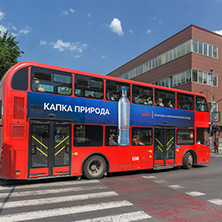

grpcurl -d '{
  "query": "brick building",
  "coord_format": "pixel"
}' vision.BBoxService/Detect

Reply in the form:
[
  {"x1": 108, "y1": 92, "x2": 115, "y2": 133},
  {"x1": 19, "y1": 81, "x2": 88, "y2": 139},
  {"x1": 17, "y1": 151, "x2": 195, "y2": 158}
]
[{"x1": 108, "y1": 24, "x2": 222, "y2": 147}]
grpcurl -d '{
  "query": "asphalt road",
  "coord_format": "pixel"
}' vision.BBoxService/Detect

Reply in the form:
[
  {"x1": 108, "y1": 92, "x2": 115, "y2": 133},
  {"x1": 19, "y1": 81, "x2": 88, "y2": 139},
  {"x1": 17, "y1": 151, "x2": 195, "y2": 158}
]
[{"x1": 0, "y1": 153, "x2": 222, "y2": 221}]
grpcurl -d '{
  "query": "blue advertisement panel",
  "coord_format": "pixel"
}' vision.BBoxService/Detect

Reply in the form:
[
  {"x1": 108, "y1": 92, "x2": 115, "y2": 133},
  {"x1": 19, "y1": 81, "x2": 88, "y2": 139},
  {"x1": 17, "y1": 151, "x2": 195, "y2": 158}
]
[{"x1": 27, "y1": 92, "x2": 194, "y2": 128}]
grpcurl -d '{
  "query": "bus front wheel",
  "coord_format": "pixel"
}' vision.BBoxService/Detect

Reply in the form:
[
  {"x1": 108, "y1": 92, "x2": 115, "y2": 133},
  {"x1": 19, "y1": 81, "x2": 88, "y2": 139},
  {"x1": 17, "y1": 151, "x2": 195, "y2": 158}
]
[
  {"x1": 83, "y1": 155, "x2": 106, "y2": 179},
  {"x1": 183, "y1": 152, "x2": 193, "y2": 169}
]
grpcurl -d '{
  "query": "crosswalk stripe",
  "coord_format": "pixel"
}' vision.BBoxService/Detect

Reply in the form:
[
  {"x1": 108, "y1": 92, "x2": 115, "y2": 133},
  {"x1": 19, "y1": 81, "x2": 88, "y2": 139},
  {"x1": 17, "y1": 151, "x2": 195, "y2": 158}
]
[
  {"x1": 0, "y1": 191, "x2": 118, "y2": 209},
  {"x1": 0, "y1": 179, "x2": 99, "y2": 191},
  {"x1": 0, "y1": 200, "x2": 133, "y2": 222},
  {"x1": 0, "y1": 185, "x2": 107, "y2": 198},
  {"x1": 74, "y1": 211, "x2": 152, "y2": 222}
]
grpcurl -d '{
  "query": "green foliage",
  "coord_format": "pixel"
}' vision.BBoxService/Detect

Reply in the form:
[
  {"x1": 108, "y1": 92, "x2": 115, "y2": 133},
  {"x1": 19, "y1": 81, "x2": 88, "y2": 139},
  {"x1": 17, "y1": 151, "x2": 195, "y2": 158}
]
[{"x1": 0, "y1": 31, "x2": 24, "y2": 80}]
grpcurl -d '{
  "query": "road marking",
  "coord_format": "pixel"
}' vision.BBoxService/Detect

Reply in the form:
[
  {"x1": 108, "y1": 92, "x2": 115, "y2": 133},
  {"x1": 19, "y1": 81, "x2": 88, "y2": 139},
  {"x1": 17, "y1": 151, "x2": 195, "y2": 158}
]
[
  {"x1": 0, "y1": 191, "x2": 118, "y2": 209},
  {"x1": 168, "y1": 185, "x2": 184, "y2": 189},
  {"x1": 0, "y1": 179, "x2": 100, "y2": 191},
  {"x1": 212, "y1": 155, "x2": 222, "y2": 158},
  {"x1": 143, "y1": 176, "x2": 157, "y2": 179},
  {"x1": 0, "y1": 200, "x2": 133, "y2": 222},
  {"x1": 0, "y1": 185, "x2": 107, "y2": 198},
  {"x1": 74, "y1": 211, "x2": 152, "y2": 222},
  {"x1": 208, "y1": 199, "x2": 222, "y2": 205},
  {"x1": 185, "y1": 191, "x2": 206, "y2": 197},
  {"x1": 153, "y1": 180, "x2": 168, "y2": 184}
]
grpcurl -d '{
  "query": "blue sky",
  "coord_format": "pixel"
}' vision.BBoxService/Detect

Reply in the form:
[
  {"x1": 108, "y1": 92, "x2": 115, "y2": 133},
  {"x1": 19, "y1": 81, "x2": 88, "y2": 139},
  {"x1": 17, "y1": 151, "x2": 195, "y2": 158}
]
[{"x1": 1, "y1": 0, "x2": 222, "y2": 75}]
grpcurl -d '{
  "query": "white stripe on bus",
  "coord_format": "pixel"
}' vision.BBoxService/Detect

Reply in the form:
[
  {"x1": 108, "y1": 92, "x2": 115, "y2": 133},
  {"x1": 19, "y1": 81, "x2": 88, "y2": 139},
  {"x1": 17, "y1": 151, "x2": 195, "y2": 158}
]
[
  {"x1": 0, "y1": 200, "x2": 133, "y2": 222},
  {"x1": 1, "y1": 191, "x2": 118, "y2": 209},
  {"x1": 75, "y1": 211, "x2": 152, "y2": 222}
]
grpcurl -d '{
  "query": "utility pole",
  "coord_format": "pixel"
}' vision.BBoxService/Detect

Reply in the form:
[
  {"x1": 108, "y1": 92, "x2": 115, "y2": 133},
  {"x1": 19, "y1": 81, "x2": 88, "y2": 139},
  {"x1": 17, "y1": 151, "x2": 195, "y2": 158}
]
[{"x1": 209, "y1": 68, "x2": 213, "y2": 151}]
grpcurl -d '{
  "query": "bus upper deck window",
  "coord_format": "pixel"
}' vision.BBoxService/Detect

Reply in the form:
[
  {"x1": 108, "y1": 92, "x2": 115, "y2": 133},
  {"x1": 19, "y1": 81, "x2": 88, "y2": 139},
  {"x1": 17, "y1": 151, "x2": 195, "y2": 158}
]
[
  {"x1": 75, "y1": 75, "x2": 104, "y2": 99},
  {"x1": 132, "y1": 85, "x2": 153, "y2": 105},
  {"x1": 196, "y1": 96, "x2": 209, "y2": 112},
  {"x1": 155, "y1": 89, "x2": 175, "y2": 108},
  {"x1": 177, "y1": 93, "x2": 194, "y2": 110},
  {"x1": 106, "y1": 80, "x2": 130, "y2": 101},
  {"x1": 31, "y1": 68, "x2": 72, "y2": 95},
  {"x1": 32, "y1": 72, "x2": 51, "y2": 92}
]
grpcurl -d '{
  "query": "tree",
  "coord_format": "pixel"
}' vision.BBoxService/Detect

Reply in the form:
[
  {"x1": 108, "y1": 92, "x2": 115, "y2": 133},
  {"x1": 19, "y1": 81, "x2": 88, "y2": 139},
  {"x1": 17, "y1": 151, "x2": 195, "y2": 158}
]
[{"x1": 0, "y1": 31, "x2": 24, "y2": 80}]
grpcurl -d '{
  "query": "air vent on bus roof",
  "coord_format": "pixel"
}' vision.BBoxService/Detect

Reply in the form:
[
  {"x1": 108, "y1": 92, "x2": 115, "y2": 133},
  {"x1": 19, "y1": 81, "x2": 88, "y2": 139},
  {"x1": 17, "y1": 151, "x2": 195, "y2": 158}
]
[{"x1": 13, "y1": 97, "x2": 24, "y2": 120}]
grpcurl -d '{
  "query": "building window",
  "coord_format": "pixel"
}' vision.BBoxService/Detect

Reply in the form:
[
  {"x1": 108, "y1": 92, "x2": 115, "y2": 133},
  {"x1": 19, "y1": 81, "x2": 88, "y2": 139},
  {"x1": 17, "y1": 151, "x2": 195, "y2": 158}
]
[
  {"x1": 119, "y1": 39, "x2": 218, "y2": 81},
  {"x1": 192, "y1": 70, "x2": 198, "y2": 82}
]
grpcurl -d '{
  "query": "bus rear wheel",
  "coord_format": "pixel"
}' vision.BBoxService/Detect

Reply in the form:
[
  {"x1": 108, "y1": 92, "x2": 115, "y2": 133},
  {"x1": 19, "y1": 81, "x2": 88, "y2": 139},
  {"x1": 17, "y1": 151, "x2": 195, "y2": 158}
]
[
  {"x1": 183, "y1": 152, "x2": 193, "y2": 169},
  {"x1": 83, "y1": 155, "x2": 106, "y2": 179}
]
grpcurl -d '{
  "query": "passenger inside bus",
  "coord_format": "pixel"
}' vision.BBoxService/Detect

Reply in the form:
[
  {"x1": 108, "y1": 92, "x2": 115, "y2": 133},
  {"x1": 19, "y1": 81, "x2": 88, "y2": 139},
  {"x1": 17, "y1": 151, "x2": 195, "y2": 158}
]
[
  {"x1": 109, "y1": 133, "x2": 117, "y2": 146},
  {"x1": 156, "y1": 98, "x2": 164, "y2": 107},
  {"x1": 32, "y1": 78, "x2": 45, "y2": 92},
  {"x1": 133, "y1": 136, "x2": 145, "y2": 145},
  {"x1": 167, "y1": 100, "x2": 173, "y2": 108},
  {"x1": 144, "y1": 96, "x2": 153, "y2": 105},
  {"x1": 107, "y1": 92, "x2": 116, "y2": 101},
  {"x1": 135, "y1": 95, "x2": 144, "y2": 104}
]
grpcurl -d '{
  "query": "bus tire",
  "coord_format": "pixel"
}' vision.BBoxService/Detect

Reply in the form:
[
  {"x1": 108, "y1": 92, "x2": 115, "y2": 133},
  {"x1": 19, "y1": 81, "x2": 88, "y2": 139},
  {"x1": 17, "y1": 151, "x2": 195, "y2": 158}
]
[
  {"x1": 183, "y1": 152, "x2": 193, "y2": 169},
  {"x1": 83, "y1": 155, "x2": 106, "y2": 179}
]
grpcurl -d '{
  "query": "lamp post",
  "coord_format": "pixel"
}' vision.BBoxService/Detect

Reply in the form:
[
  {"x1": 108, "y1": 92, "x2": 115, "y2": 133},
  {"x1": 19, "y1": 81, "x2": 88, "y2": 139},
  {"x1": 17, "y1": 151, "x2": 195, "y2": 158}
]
[{"x1": 209, "y1": 68, "x2": 213, "y2": 151}]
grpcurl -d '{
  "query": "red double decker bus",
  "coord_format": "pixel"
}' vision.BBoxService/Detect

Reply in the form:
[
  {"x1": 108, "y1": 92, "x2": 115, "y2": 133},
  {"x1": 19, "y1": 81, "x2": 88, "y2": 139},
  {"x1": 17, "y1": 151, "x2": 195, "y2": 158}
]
[{"x1": 0, "y1": 62, "x2": 210, "y2": 180}]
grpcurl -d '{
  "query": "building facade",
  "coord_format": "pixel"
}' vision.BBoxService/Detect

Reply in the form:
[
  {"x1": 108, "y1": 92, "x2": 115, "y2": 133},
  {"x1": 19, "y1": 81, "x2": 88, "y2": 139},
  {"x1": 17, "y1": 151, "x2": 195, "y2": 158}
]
[{"x1": 108, "y1": 25, "x2": 222, "y2": 148}]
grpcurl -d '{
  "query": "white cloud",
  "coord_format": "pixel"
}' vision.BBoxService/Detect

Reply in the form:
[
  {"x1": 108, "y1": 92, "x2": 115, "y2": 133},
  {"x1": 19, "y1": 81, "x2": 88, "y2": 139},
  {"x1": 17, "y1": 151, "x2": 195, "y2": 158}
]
[
  {"x1": 50, "y1": 39, "x2": 87, "y2": 53},
  {"x1": 74, "y1": 55, "x2": 82, "y2": 58},
  {"x1": 60, "y1": 8, "x2": 76, "y2": 16},
  {"x1": 0, "y1": 25, "x2": 7, "y2": 33},
  {"x1": 12, "y1": 26, "x2": 17, "y2": 31},
  {"x1": 19, "y1": 25, "x2": 31, "y2": 35},
  {"x1": 70, "y1": 8, "x2": 76, "y2": 14},
  {"x1": 61, "y1": 10, "x2": 69, "y2": 16},
  {"x1": 40, "y1": 40, "x2": 47, "y2": 46},
  {"x1": 0, "y1": 10, "x2": 5, "y2": 21},
  {"x1": 109, "y1": 18, "x2": 123, "y2": 36},
  {"x1": 214, "y1": 30, "x2": 222, "y2": 35},
  {"x1": 146, "y1": 29, "x2": 151, "y2": 35},
  {"x1": 101, "y1": 56, "x2": 108, "y2": 59},
  {"x1": 129, "y1": 29, "x2": 133, "y2": 34}
]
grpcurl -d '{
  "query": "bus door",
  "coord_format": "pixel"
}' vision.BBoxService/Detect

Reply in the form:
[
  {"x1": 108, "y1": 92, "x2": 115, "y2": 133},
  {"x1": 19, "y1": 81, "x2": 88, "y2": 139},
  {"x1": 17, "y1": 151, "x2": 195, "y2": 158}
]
[
  {"x1": 154, "y1": 126, "x2": 175, "y2": 168},
  {"x1": 29, "y1": 120, "x2": 71, "y2": 179}
]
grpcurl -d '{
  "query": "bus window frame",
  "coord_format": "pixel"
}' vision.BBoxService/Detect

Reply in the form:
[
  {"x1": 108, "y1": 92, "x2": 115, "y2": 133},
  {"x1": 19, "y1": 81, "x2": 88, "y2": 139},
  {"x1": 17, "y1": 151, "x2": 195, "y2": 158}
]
[
  {"x1": 106, "y1": 80, "x2": 130, "y2": 102},
  {"x1": 177, "y1": 93, "x2": 194, "y2": 110},
  {"x1": 31, "y1": 67, "x2": 72, "y2": 96},
  {"x1": 132, "y1": 85, "x2": 153, "y2": 106},
  {"x1": 155, "y1": 89, "x2": 175, "y2": 108},
  {"x1": 131, "y1": 126, "x2": 153, "y2": 146},
  {"x1": 196, "y1": 96, "x2": 209, "y2": 112},
  {"x1": 73, "y1": 124, "x2": 103, "y2": 147},
  {"x1": 74, "y1": 74, "x2": 104, "y2": 100},
  {"x1": 176, "y1": 128, "x2": 195, "y2": 145}
]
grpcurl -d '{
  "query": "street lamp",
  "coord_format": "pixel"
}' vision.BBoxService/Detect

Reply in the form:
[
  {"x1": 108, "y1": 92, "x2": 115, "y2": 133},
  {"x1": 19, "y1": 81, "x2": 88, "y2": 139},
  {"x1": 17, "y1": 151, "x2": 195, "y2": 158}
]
[{"x1": 209, "y1": 68, "x2": 213, "y2": 151}]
